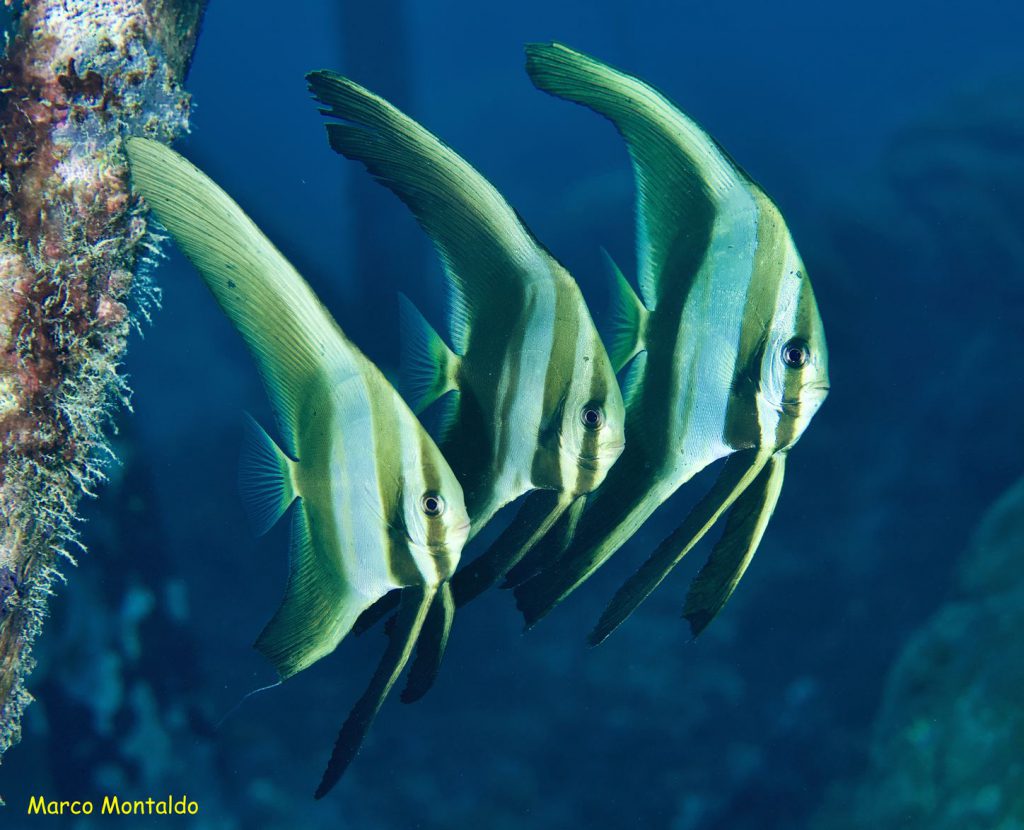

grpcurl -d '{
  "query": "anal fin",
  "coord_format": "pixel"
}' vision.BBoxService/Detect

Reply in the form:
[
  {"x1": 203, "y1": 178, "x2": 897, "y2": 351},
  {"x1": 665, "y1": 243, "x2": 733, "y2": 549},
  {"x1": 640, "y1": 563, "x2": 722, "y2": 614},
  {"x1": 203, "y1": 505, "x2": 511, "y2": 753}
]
[{"x1": 255, "y1": 503, "x2": 368, "y2": 679}]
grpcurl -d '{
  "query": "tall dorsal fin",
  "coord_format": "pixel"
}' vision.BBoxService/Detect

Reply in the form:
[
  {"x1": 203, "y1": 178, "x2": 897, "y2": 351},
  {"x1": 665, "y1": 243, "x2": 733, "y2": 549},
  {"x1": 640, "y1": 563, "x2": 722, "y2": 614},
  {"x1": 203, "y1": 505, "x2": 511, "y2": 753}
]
[
  {"x1": 308, "y1": 70, "x2": 560, "y2": 354},
  {"x1": 525, "y1": 43, "x2": 751, "y2": 310},
  {"x1": 126, "y1": 138, "x2": 361, "y2": 458}
]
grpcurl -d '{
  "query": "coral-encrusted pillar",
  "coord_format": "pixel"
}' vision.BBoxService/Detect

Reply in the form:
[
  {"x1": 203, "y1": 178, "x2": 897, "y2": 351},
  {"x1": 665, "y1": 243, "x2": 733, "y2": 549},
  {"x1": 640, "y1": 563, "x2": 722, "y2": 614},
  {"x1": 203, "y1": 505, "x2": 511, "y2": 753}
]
[{"x1": 0, "y1": 0, "x2": 205, "y2": 762}]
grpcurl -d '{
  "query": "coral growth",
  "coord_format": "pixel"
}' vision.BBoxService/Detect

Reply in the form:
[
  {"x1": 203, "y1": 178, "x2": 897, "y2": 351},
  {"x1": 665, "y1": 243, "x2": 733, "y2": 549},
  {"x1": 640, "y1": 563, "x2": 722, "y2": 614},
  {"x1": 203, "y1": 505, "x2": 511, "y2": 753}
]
[{"x1": 0, "y1": 0, "x2": 204, "y2": 762}]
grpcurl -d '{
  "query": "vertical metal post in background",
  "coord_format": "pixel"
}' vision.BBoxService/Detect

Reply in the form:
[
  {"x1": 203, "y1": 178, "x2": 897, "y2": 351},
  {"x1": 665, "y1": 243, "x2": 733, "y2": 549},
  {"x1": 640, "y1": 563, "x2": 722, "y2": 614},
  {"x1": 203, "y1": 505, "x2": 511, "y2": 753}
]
[{"x1": 338, "y1": 0, "x2": 417, "y2": 365}]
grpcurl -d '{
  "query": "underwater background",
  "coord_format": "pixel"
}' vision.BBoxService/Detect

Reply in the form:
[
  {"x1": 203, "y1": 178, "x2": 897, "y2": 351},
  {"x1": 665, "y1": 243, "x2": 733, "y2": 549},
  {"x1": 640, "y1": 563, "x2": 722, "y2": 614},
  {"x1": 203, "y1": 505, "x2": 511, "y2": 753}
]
[{"x1": 2, "y1": 0, "x2": 1024, "y2": 827}]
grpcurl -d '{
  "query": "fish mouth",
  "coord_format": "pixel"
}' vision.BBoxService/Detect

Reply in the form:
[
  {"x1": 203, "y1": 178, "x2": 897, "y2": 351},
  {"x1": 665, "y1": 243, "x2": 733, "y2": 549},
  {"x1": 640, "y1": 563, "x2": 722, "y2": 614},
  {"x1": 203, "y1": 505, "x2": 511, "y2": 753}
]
[
  {"x1": 447, "y1": 521, "x2": 472, "y2": 547},
  {"x1": 577, "y1": 444, "x2": 625, "y2": 470},
  {"x1": 779, "y1": 388, "x2": 828, "y2": 414}
]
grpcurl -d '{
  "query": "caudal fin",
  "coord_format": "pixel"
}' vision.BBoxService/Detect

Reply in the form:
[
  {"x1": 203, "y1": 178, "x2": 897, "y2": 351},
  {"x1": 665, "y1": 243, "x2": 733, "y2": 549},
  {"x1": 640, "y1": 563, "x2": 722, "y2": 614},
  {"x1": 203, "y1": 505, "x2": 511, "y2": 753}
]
[{"x1": 239, "y1": 414, "x2": 296, "y2": 536}]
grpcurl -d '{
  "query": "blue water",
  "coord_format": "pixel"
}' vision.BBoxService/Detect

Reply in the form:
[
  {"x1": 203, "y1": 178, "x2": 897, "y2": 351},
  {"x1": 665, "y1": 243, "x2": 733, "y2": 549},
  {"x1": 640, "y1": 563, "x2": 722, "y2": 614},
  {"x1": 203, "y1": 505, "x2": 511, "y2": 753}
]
[{"x1": 3, "y1": 1, "x2": 1023, "y2": 827}]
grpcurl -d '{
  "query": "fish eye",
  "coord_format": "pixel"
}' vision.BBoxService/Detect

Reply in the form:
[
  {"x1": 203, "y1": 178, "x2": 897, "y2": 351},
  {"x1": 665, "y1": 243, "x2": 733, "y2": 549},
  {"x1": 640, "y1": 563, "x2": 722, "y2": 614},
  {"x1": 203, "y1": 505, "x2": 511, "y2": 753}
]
[
  {"x1": 580, "y1": 405, "x2": 604, "y2": 430},
  {"x1": 782, "y1": 339, "x2": 810, "y2": 369},
  {"x1": 420, "y1": 493, "x2": 445, "y2": 518}
]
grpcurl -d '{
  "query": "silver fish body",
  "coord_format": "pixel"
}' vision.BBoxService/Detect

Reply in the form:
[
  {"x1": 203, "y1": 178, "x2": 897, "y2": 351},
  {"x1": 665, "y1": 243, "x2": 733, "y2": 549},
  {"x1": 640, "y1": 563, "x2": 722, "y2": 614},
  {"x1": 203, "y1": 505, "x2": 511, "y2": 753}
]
[
  {"x1": 510, "y1": 44, "x2": 830, "y2": 642},
  {"x1": 307, "y1": 72, "x2": 626, "y2": 654},
  {"x1": 125, "y1": 138, "x2": 469, "y2": 796}
]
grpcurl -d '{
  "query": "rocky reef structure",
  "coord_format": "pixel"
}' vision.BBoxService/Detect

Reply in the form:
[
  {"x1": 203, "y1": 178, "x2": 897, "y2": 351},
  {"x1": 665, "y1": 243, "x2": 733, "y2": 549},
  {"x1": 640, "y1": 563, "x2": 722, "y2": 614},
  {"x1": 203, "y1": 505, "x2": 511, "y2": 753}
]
[
  {"x1": 812, "y1": 475, "x2": 1024, "y2": 830},
  {"x1": 0, "y1": 0, "x2": 204, "y2": 762}
]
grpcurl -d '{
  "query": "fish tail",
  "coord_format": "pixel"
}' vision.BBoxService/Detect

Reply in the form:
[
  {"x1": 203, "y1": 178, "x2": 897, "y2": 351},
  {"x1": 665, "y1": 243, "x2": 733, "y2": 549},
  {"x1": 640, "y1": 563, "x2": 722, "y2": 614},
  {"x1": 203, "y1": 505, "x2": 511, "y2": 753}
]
[
  {"x1": 238, "y1": 413, "x2": 297, "y2": 536},
  {"x1": 602, "y1": 248, "x2": 648, "y2": 372},
  {"x1": 254, "y1": 504, "x2": 370, "y2": 680},
  {"x1": 397, "y1": 293, "x2": 461, "y2": 413},
  {"x1": 315, "y1": 585, "x2": 434, "y2": 798},
  {"x1": 400, "y1": 582, "x2": 456, "y2": 703}
]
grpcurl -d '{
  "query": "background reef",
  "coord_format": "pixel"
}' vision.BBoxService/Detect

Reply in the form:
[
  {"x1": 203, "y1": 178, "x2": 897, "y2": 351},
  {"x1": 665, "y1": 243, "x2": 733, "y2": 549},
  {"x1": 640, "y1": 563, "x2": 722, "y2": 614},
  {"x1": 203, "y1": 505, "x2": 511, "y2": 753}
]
[{"x1": 1, "y1": 1, "x2": 1022, "y2": 828}]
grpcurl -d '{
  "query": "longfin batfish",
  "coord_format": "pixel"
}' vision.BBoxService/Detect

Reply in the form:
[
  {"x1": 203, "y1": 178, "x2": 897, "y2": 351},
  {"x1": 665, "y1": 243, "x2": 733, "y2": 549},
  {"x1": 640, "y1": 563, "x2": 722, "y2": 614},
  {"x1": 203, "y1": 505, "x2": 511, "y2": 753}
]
[
  {"x1": 511, "y1": 44, "x2": 830, "y2": 643},
  {"x1": 306, "y1": 72, "x2": 625, "y2": 695},
  {"x1": 125, "y1": 138, "x2": 470, "y2": 798}
]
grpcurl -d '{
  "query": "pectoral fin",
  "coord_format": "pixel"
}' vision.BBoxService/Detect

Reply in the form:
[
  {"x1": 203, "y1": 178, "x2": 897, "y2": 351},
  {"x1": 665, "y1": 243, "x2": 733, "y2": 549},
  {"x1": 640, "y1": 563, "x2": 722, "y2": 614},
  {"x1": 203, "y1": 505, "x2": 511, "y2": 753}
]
[
  {"x1": 588, "y1": 448, "x2": 770, "y2": 645},
  {"x1": 400, "y1": 582, "x2": 456, "y2": 703},
  {"x1": 683, "y1": 453, "x2": 786, "y2": 637},
  {"x1": 315, "y1": 585, "x2": 434, "y2": 799},
  {"x1": 453, "y1": 490, "x2": 569, "y2": 607}
]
